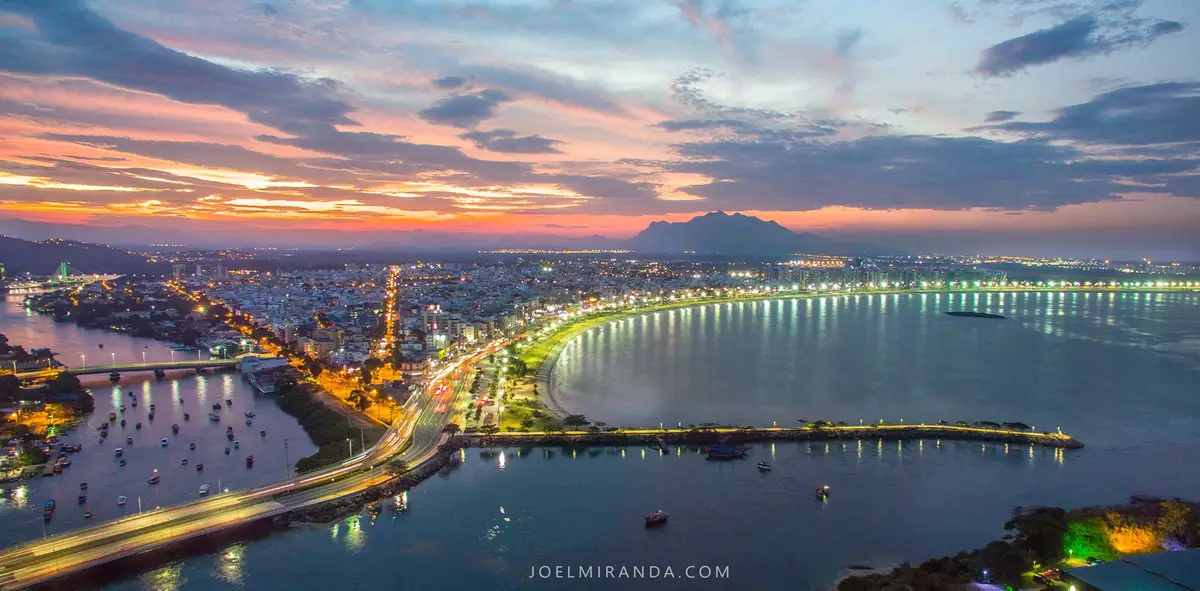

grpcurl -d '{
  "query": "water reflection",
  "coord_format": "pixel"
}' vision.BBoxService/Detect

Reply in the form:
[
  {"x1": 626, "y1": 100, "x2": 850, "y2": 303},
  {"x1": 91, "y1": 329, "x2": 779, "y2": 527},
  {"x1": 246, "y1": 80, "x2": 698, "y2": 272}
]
[
  {"x1": 212, "y1": 544, "x2": 244, "y2": 586},
  {"x1": 138, "y1": 562, "x2": 184, "y2": 591}
]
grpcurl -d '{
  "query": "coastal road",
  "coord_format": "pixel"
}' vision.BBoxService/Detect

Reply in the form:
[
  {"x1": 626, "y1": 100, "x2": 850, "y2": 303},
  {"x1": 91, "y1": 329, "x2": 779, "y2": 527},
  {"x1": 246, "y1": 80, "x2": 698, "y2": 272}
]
[{"x1": 0, "y1": 343, "x2": 498, "y2": 590}]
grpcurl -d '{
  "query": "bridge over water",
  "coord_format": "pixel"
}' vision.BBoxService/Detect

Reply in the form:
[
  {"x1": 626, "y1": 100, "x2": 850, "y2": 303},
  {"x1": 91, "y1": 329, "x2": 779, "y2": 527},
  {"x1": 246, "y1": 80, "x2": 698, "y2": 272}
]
[
  {"x1": 2, "y1": 262, "x2": 120, "y2": 293},
  {"x1": 15, "y1": 359, "x2": 240, "y2": 381}
]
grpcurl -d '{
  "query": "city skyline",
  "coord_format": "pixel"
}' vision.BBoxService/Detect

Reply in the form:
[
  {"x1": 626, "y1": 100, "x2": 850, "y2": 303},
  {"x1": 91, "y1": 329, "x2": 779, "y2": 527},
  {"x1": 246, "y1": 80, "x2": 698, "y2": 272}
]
[{"x1": 1, "y1": 0, "x2": 1199, "y2": 259}]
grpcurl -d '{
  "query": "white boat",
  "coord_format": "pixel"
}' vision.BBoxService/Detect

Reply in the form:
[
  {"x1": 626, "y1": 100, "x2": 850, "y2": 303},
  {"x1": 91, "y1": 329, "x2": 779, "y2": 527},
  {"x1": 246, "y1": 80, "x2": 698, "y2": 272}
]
[
  {"x1": 117, "y1": 495, "x2": 127, "y2": 506},
  {"x1": 244, "y1": 411, "x2": 256, "y2": 418},
  {"x1": 160, "y1": 438, "x2": 169, "y2": 447},
  {"x1": 198, "y1": 484, "x2": 210, "y2": 496},
  {"x1": 114, "y1": 447, "x2": 123, "y2": 456},
  {"x1": 757, "y1": 461, "x2": 772, "y2": 471}
]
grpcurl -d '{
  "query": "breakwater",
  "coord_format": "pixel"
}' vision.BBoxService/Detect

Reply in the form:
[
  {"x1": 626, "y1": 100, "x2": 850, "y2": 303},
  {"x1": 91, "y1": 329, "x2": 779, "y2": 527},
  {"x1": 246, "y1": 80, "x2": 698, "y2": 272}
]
[{"x1": 468, "y1": 424, "x2": 1084, "y2": 449}]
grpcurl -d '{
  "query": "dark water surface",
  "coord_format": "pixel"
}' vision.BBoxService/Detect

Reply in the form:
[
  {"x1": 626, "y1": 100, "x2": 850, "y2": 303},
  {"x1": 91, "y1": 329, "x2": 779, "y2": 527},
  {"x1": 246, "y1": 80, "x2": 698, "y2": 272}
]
[{"x1": 0, "y1": 296, "x2": 317, "y2": 546}]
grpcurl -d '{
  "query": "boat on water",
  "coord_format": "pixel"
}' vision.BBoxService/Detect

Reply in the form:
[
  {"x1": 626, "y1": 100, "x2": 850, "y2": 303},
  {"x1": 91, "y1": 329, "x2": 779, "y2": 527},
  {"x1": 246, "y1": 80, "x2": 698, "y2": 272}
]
[
  {"x1": 126, "y1": 436, "x2": 134, "y2": 444},
  {"x1": 150, "y1": 404, "x2": 155, "y2": 411},
  {"x1": 60, "y1": 458, "x2": 71, "y2": 468},
  {"x1": 245, "y1": 419, "x2": 252, "y2": 426},
  {"x1": 227, "y1": 432, "x2": 234, "y2": 441},
  {"x1": 117, "y1": 495, "x2": 127, "y2": 506},
  {"x1": 181, "y1": 458, "x2": 188, "y2": 466},
  {"x1": 147, "y1": 412, "x2": 155, "y2": 420},
  {"x1": 170, "y1": 344, "x2": 192, "y2": 351},
  {"x1": 171, "y1": 424, "x2": 179, "y2": 433},
  {"x1": 816, "y1": 485, "x2": 831, "y2": 500},
  {"x1": 644, "y1": 510, "x2": 668, "y2": 526},
  {"x1": 109, "y1": 372, "x2": 121, "y2": 383},
  {"x1": 211, "y1": 403, "x2": 221, "y2": 411},
  {"x1": 208, "y1": 413, "x2": 220, "y2": 421},
  {"x1": 160, "y1": 438, "x2": 169, "y2": 447},
  {"x1": 98, "y1": 344, "x2": 103, "y2": 349},
  {"x1": 245, "y1": 455, "x2": 253, "y2": 468},
  {"x1": 224, "y1": 447, "x2": 230, "y2": 455},
  {"x1": 260, "y1": 430, "x2": 266, "y2": 437},
  {"x1": 757, "y1": 461, "x2": 772, "y2": 471},
  {"x1": 183, "y1": 413, "x2": 190, "y2": 421},
  {"x1": 44, "y1": 499, "x2": 56, "y2": 512},
  {"x1": 233, "y1": 440, "x2": 240, "y2": 448},
  {"x1": 114, "y1": 447, "x2": 123, "y2": 456},
  {"x1": 84, "y1": 509, "x2": 93, "y2": 518},
  {"x1": 53, "y1": 463, "x2": 62, "y2": 474},
  {"x1": 189, "y1": 442, "x2": 196, "y2": 450},
  {"x1": 77, "y1": 493, "x2": 86, "y2": 504},
  {"x1": 945, "y1": 310, "x2": 1006, "y2": 320},
  {"x1": 148, "y1": 470, "x2": 160, "y2": 485},
  {"x1": 154, "y1": 368, "x2": 166, "y2": 379},
  {"x1": 196, "y1": 463, "x2": 204, "y2": 471},
  {"x1": 119, "y1": 405, "x2": 125, "y2": 413},
  {"x1": 199, "y1": 484, "x2": 210, "y2": 496},
  {"x1": 108, "y1": 413, "x2": 117, "y2": 421},
  {"x1": 120, "y1": 419, "x2": 126, "y2": 427},
  {"x1": 244, "y1": 411, "x2": 256, "y2": 418},
  {"x1": 225, "y1": 399, "x2": 232, "y2": 407},
  {"x1": 130, "y1": 399, "x2": 136, "y2": 407},
  {"x1": 705, "y1": 444, "x2": 748, "y2": 460},
  {"x1": 43, "y1": 509, "x2": 52, "y2": 522},
  {"x1": 135, "y1": 422, "x2": 142, "y2": 430},
  {"x1": 119, "y1": 459, "x2": 126, "y2": 467},
  {"x1": 80, "y1": 482, "x2": 88, "y2": 490}
]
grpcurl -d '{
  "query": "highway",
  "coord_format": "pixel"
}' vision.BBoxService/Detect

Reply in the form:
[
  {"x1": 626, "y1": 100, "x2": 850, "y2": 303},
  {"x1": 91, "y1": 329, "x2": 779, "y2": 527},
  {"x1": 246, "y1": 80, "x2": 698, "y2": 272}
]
[{"x1": 0, "y1": 342, "x2": 492, "y2": 590}]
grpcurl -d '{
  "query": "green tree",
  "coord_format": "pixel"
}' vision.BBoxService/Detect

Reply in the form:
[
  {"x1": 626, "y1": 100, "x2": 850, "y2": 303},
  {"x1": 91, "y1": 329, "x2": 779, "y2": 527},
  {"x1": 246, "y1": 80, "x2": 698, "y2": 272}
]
[
  {"x1": 0, "y1": 374, "x2": 20, "y2": 399},
  {"x1": 563, "y1": 414, "x2": 589, "y2": 427},
  {"x1": 1006, "y1": 508, "x2": 1068, "y2": 565},
  {"x1": 348, "y1": 389, "x2": 371, "y2": 411}
]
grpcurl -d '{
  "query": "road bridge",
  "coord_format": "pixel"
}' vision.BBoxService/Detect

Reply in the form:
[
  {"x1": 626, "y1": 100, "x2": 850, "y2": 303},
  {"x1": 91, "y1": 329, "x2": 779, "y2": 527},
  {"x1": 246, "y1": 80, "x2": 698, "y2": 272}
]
[{"x1": 14, "y1": 359, "x2": 240, "y2": 381}]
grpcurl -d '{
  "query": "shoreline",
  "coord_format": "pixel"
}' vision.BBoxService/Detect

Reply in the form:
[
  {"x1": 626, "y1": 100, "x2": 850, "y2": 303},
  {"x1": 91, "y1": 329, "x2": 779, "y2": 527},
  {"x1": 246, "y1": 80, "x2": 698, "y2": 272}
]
[{"x1": 531, "y1": 286, "x2": 1193, "y2": 424}]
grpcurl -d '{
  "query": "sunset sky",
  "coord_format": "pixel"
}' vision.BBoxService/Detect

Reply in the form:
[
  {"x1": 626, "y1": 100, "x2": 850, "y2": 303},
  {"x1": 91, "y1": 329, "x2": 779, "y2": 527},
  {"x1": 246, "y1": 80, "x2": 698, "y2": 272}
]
[{"x1": 1, "y1": 0, "x2": 1198, "y2": 257}]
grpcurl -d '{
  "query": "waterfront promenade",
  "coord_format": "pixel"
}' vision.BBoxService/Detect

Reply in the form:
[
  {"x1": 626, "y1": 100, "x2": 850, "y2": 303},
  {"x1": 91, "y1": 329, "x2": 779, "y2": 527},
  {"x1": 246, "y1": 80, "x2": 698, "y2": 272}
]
[{"x1": 471, "y1": 423, "x2": 1084, "y2": 449}]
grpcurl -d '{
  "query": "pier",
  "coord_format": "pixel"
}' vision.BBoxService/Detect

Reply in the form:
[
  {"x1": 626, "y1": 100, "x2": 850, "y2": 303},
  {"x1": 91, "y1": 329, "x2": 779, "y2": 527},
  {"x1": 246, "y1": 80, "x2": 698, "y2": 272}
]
[{"x1": 469, "y1": 423, "x2": 1084, "y2": 449}]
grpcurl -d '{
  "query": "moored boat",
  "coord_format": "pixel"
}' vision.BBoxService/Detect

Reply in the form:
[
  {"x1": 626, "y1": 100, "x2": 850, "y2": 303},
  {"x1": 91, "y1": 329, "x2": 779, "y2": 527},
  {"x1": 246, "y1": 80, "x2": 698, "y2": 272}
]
[
  {"x1": 644, "y1": 510, "x2": 668, "y2": 526},
  {"x1": 117, "y1": 495, "x2": 127, "y2": 506},
  {"x1": 148, "y1": 469, "x2": 160, "y2": 485},
  {"x1": 171, "y1": 424, "x2": 179, "y2": 433},
  {"x1": 208, "y1": 413, "x2": 220, "y2": 421},
  {"x1": 84, "y1": 508, "x2": 93, "y2": 518},
  {"x1": 245, "y1": 455, "x2": 253, "y2": 468},
  {"x1": 181, "y1": 458, "x2": 188, "y2": 466},
  {"x1": 705, "y1": 444, "x2": 748, "y2": 460},
  {"x1": 196, "y1": 463, "x2": 204, "y2": 471},
  {"x1": 199, "y1": 484, "x2": 210, "y2": 496},
  {"x1": 109, "y1": 371, "x2": 121, "y2": 383},
  {"x1": 114, "y1": 447, "x2": 123, "y2": 456},
  {"x1": 816, "y1": 485, "x2": 830, "y2": 500},
  {"x1": 757, "y1": 461, "x2": 772, "y2": 471},
  {"x1": 160, "y1": 438, "x2": 168, "y2": 447}
]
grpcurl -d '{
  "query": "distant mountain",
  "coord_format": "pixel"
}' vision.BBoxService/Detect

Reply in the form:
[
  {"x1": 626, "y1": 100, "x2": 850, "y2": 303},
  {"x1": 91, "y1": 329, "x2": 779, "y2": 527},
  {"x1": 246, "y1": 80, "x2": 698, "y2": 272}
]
[
  {"x1": 625, "y1": 211, "x2": 899, "y2": 256},
  {"x1": 0, "y1": 236, "x2": 157, "y2": 276}
]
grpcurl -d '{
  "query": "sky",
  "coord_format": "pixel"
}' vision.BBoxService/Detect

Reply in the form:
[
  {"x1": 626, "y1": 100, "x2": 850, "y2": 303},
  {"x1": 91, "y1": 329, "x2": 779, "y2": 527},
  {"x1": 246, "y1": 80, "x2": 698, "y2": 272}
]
[{"x1": 0, "y1": 0, "x2": 1198, "y2": 258}]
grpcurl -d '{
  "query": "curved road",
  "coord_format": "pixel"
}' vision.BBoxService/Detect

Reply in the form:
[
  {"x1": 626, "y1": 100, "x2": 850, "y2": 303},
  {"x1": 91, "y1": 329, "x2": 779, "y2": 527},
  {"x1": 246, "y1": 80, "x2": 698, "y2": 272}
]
[{"x1": 0, "y1": 343, "x2": 492, "y2": 590}]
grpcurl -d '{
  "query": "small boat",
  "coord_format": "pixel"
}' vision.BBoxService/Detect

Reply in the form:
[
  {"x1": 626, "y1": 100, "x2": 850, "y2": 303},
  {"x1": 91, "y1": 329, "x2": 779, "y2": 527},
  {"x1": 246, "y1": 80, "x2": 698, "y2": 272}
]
[
  {"x1": 757, "y1": 461, "x2": 772, "y2": 472},
  {"x1": 245, "y1": 419, "x2": 252, "y2": 426},
  {"x1": 644, "y1": 510, "x2": 668, "y2": 526},
  {"x1": 816, "y1": 485, "x2": 830, "y2": 500},
  {"x1": 126, "y1": 436, "x2": 133, "y2": 444},
  {"x1": 233, "y1": 440, "x2": 240, "y2": 449},
  {"x1": 211, "y1": 403, "x2": 221, "y2": 411},
  {"x1": 227, "y1": 432, "x2": 234, "y2": 440},
  {"x1": 60, "y1": 458, "x2": 71, "y2": 468},
  {"x1": 109, "y1": 372, "x2": 121, "y2": 383},
  {"x1": 196, "y1": 463, "x2": 204, "y2": 472},
  {"x1": 179, "y1": 398, "x2": 184, "y2": 404},
  {"x1": 224, "y1": 447, "x2": 230, "y2": 455},
  {"x1": 98, "y1": 344, "x2": 104, "y2": 349},
  {"x1": 130, "y1": 399, "x2": 136, "y2": 407},
  {"x1": 114, "y1": 447, "x2": 124, "y2": 456},
  {"x1": 120, "y1": 419, "x2": 126, "y2": 427},
  {"x1": 208, "y1": 413, "x2": 220, "y2": 421},
  {"x1": 119, "y1": 405, "x2": 125, "y2": 413},
  {"x1": 53, "y1": 463, "x2": 63, "y2": 474},
  {"x1": 189, "y1": 442, "x2": 196, "y2": 450},
  {"x1": 245, "y1": 455, "x2": 253, "y2": 468},
  {"x1": 147, "y1": 412, "x2": 154, "y2": 420},
  {"x1": 171, "y1": 424, "x2": 179, "y2": 433},
  {"x1": 78, "y1": 494, "x2": 86, "y2": 504},
  {"x1": 117, "y1": 495, "x2": 127, "y2": 506},
  {"x1": 128, "y1": 391, "x2": 134, "y2": 397},
  {"x1": 149, "y1": 404, "x2": 156, "y2": 411},
  {"x1": 260, "y1": 430, "x2": 266, "y2": 437},
  {"x1": 225, "y1": 399, "x2": 232, "y2": 407},
  {"x1": 244, "y1": 411, "x2": 255, "y2": 418},
  {"x1": 108, "y1": 413, "x2": 117, "y2": 421},
  {"x1": 183, "y1": 413, "x2": 190, "y2": 421},
  {"x1": 135, "y1": 422, "x2": 142, "y2": 429},
  {"x1": 44, "y1": 499, "x2": 56, "y2": 512},
  {"x1": 84, "y1": 509, "x2": 93, "y2": 518},
  {"x1": 119, "y1": 459, "x2": 126, "y2": 467},
  {"x1": 181, "y1": 458, "x2": 188, "y2": 466},
  {"x1": 199, "y1": 484, "x2": 210, "y2": 496},
  {"x1": 154, "y1": 368, "x2": 166, "y2": 379},
  {"x1": 160, "y1": 438, "x2": 168, "y2": 447},
  {"x1": 705, "y1": 444, "x2": 748, "y2": 460},
  {"x1": 80, "y1": 482, "x2": 88, "y2": 490},
  {"x1": 148, "y1": 470, "x2": 160, "y2": 485},
  {"x1": 226, "y1": 426, "x2": 233, "y2": 433},
  {"x1": 98, "y1": 423, "x2": 109, "y2": 431},
  {"x1": 43, "y1": 509, "x2": 52, "y2": 522},
  {"x1": 73, "y1": 443, "x2": 83, "y2": 452}
]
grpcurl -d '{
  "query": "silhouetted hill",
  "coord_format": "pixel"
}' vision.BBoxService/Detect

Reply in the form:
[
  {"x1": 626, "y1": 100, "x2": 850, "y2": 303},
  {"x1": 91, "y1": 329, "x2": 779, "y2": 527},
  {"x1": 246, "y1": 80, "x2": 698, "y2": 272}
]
[
  {"x1": 624, "y1": 212, "x2": 899, "y2": 255},
  {"x1": 0, "y1": 236, "x2": 157, "y2": 276}
]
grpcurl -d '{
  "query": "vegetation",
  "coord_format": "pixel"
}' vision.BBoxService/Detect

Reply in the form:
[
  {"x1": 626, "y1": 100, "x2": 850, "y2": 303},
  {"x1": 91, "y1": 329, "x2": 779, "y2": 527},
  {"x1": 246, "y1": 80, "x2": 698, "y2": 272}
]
[
  {"x1": 275, "y1": 378, "x2": 367, "y2": 473},
  {"x1": 840, "y1": 500, "x2": 1200, "y2": 591}
]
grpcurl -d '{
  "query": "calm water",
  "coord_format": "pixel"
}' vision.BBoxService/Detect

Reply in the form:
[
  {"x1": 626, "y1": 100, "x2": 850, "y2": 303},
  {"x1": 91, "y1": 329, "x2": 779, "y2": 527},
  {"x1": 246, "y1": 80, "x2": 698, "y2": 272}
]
[
  {"x1": 13, "y1": 291, "x2": 1200, "y2": 590},
  {"x1": 0, "y1": 295, "x2": 317, "y2": 546},
  {"x1": 553, "y1": 291, "x2": 1200, "y2": 447}
]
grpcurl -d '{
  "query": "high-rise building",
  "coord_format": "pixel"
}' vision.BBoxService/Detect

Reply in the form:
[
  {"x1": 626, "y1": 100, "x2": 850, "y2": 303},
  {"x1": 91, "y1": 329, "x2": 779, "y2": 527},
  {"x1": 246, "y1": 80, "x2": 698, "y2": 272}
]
[{"x1": 172, "y1": 264, "x2": 185, "y2": 281}]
